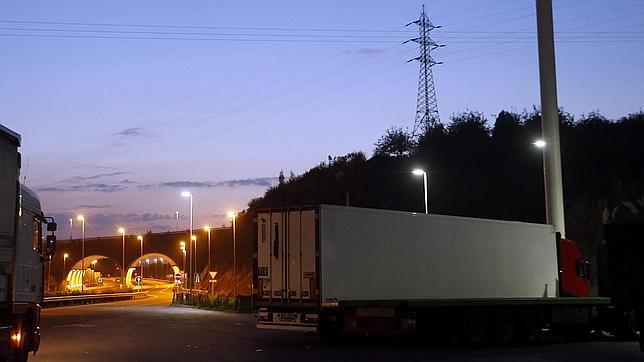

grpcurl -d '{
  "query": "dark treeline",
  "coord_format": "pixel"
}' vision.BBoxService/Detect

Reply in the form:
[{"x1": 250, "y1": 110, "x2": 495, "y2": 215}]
[{"x1": 245, "y1": 108, "x2": 644, "y2": 292}]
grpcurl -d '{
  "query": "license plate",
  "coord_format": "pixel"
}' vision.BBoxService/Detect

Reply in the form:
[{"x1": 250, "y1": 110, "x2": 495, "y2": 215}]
[{"x1": 278, "y1": 313, "x2": 297, "y2": 322}]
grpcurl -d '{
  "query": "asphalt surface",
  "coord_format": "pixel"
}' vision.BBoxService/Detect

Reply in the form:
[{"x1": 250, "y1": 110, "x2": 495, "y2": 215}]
[{"x1": 33, "y1": 280, "x2": 643, "y2": 361}]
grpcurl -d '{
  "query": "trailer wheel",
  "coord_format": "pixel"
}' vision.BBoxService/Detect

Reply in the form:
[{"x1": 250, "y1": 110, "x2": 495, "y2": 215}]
[
  {"x1": 462, "y1": 310, "x2": 488, "y2": 347},
  {"x1": 519, "y1": 310, "x2": 541, "y2": 344},
  {"x1": 318, "y1": 311, "x2": 341, "y2": 340},
  {"x1": 494, "y1": 310, "x2": 516, "y2": 345}
]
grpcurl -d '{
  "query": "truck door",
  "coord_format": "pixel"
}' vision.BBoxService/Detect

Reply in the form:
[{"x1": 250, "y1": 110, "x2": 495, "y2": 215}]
[
  {"x1": 257, "y1": 209, "x2": 316, "y2": 303},
  {"x1": 257, "y1": 212, "x2": 286, "y2": 300},
  {"x1": 287, "y1": 210, "x2": 316, "y2": 302}
]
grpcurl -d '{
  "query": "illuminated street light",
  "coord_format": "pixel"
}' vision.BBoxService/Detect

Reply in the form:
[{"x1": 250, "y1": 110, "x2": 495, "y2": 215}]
[
  {"x1": 118, "y1": 227, "x2": 126, "y2": 287},
  {"x1": 137, "y1": 235, "x2": 144, "y2": 280},
  {"x1": 77, "y1": 215, "x2": 85, "y2": 292},
  {"x1": 228, "y1": 211, "x2": 237, "y2": 299},
  {"x1": 63, "y1": 253, "x2": 69, "y2": 286},
  {"x1": 533, "y1": 139, "x2": 546, "y2": 148},
  {"x1": 181, "y1": 191, "x2": 194, "y2": 290},
  {"x1": 180, "y1": 241, "x2": 186, "y2": 275},
  {"x1": 412, "y1": 169, "x2": 428, "y2": 214},
  {"x1": 205, "y1": 225, "x2": 211, "y2": 291},
  {"x1": 191, "y1": 235, "x2": 197, "y2": 285}
]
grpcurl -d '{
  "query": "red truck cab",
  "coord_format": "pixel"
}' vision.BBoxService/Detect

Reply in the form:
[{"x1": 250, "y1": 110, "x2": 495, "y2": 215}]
[{"x1": 557, "y1": 236, "x2": 590, "y2": 297}]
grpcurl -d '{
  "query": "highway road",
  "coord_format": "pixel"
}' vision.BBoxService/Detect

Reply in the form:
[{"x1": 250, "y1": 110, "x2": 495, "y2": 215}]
[{"x1": 33, "y1": 281, "x2": 643, "y2": 361}]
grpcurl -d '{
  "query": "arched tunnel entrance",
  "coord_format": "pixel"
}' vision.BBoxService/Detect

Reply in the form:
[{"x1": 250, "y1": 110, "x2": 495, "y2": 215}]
[
  {"x1": 127, "y1": 253, "x2": 180, "y2": 287},
  {"x1": 66, "y1": 255, "x2": 121, "y2": 290}
]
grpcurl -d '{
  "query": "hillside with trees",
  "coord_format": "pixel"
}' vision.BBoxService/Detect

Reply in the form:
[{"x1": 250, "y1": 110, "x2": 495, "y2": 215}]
[{"x1": 242, "y1": 108, "x2": 644, "y2": 294}]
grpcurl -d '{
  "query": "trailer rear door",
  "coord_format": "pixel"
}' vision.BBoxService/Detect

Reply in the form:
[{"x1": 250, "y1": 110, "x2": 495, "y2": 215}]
[{"x1": 256, "y1": 209, "x2": 316, "y2": 303}]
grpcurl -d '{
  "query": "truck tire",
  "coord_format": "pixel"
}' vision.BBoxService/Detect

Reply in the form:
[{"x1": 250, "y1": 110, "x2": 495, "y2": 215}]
[
  {"x1": 318, "y1": 311, "x2": 341, "y2": 340},
  {"x1": 519, "y1": 310, "x2": 541, "y2": 344},
  {"x1": 462, "y1": 310, "x2": 489, "y2": 347},
  {"x1": 494, "y1": 310, "x2": 516, "y2": 345}
]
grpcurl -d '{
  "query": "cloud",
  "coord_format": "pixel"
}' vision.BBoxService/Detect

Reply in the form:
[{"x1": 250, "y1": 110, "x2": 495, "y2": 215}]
[
  {"x1": 137, "y1": 177, "x2": 278, "y2": 190},
  {"x1": 77, "y1": 204, "x2": 112, "y2": 209},
  {"x1": 113, "y1": 127, "x2": 145, "y2": 137},
  {"x1": 37, "y1": 183, "x2": 127, "y2": 193},
  {"x1": 67, "y1": 171, "x2": 128, "y2": 182},
  {"x1": 214, "y1": 178, "x2": 277, "y2": 187}
]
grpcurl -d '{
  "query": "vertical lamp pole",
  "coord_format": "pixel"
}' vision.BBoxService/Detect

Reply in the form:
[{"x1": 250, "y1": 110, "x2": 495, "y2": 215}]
[
  {"x1": 180, "y1": 241, "x2": 186, "y2": 275},
  {"x1": 175, "y1": 211, "x2": 179, "y2": 232},
  {"x1": 137, "y1": 235, "x2": 143, "y2": 280},
  {"x1": 536, "y1": 0, "x2": 566, "y2": 237},
  {"x1": 205, "y1": 226, "x2": 211, "y2": 294},
  {"x1": 191, "y1": 235, "x2": 198, "y2": 287},
  {"x1": 62, "y1": 253, "x2": 69, "y2": 287},
  {"x1": 228, "y1": 211, "x2": 237, "y2": 299},
  {"x1": 118, "y1": 227, "x2": 126, "y2": 287},
  {"x1": 181, "y1": 192, "x2": 194, "y2": 289},
  {"x1": 412, "y1": 169, "x2": 428, "y2": 214},
  {"x1": 77, "y1": 215, "x2": 85, "y2": 292}
]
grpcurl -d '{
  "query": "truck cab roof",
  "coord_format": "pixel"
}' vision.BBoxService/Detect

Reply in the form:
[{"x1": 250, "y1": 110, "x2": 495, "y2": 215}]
[{"x1": 0, "y1": 124, "x2": 21, "y2": 147}]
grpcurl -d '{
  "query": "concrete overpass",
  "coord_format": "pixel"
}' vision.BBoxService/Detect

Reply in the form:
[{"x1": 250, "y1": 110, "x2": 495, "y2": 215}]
[{"x1": 51, "y1": 227, "x2": 233, "y2": 290}]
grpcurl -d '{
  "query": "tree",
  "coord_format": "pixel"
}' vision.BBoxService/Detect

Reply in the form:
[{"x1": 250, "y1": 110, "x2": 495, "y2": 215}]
[{"x1": 373, "y1": 127, "x2": 415, "y2": 157}]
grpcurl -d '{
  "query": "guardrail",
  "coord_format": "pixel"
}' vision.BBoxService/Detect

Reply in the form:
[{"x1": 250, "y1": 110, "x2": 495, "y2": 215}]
[{"x1": 42, "y1": 292, "x2": 144, "y2": 308}]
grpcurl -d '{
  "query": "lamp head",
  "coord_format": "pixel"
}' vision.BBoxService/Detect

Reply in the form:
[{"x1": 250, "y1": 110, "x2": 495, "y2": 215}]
[{"x1": 412, "y1": 169, "x2": 425, "y2": 176}]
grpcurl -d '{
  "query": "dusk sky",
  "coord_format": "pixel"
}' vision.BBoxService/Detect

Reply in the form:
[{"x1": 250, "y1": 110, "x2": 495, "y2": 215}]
[{"x1": 2, "y1": 0, "x2": 643, "y2": 237}]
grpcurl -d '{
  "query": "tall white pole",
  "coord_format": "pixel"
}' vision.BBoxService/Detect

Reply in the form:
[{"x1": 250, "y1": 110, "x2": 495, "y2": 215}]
[
  {"x1": 189, "y1": 194, "x2": 193, "y2": 290},
  {"x1": 536, "y1": 0, "x2": 566, "y2": 237},
  {"x1": 232, "y1": 215, "x2": 236, "y2": 299},
  {"x1": 423, "y1": 171, "x2": 428, "y2": 214},
  {"x1": 80, "y1": 218, "x2": 85, "y2": 293}
]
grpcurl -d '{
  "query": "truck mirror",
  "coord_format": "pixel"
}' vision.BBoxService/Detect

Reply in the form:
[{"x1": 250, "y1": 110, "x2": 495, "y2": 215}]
[
  {"x1": 583, "y1": 261, "x2": 591, "y2": 279},
  {"x1": 45, "y1": 235, "x2": 56, "y2": 259},
  {"x1": 47, "y1": 222, "x2": 57, "y2": 232}
]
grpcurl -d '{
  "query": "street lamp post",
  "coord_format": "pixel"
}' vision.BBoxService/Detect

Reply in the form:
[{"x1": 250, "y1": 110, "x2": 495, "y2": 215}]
[
  {"x1": 77, "y1": 215, "x2": 85, "y2": 292},
  {"x1": 191, "y1": 235, "x2": 197, "y2": 287},
  {"x1": 181, "y1": 191, "x2": 194, "y2": 290},
  {"x1": 412, "y1": 169, "x2": 428, "y2": 214},
  {"x1": 137, "y1": 235, "x2": 143, "y2": 280},
  {"x1": 205, "y1": 226, "x2": 211, "y2": 276},
  {"x1": 228, "y1": 211, "x2": 237, "y2": 299},
  {"x1": 118, "y1": 227, "x2": 126, "y2": 287},
  {"x1": 62, "y1": 253, "x2": 69, "y2": 287},
  {"x1": 180, "y1": 241, "x2": 186, "y2": 275}
]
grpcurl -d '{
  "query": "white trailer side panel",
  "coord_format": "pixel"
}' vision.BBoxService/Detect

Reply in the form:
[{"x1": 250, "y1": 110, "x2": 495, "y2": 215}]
[{"x1": 319, "y1": 205, "x2": 559, "y2": 301}]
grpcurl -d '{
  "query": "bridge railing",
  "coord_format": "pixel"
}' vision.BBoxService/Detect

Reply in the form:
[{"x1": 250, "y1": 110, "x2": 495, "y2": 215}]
[{"x1": 42, "y1": 292, "x2": 143, "y2": 308}]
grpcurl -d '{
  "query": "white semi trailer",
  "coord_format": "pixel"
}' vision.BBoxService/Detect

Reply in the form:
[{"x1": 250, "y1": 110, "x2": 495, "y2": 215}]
[
  {"x1": 254, "y1": 205, "x2": 633, "y2": 346},
  {"x1": 1, "y1": 124, "x2": 56, "y2": 360}
]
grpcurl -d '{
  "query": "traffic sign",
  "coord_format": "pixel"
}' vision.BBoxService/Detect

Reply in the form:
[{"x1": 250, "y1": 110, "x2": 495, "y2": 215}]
[
  {"x1": 194, "y1": 273, "x2": 200, "y2": 283},
  {"x1": 209, "y1": 271, "x2": 217, "y2": 279},
  {"x1": 174, "y1": 273, "x2": 181, "y2": 281},
  {"x1": 97, "y1": 277, "x2": 103, "y2": 284},
  {"x1": 135, "y1": 276, "x2": 142, "y2": 284}
]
